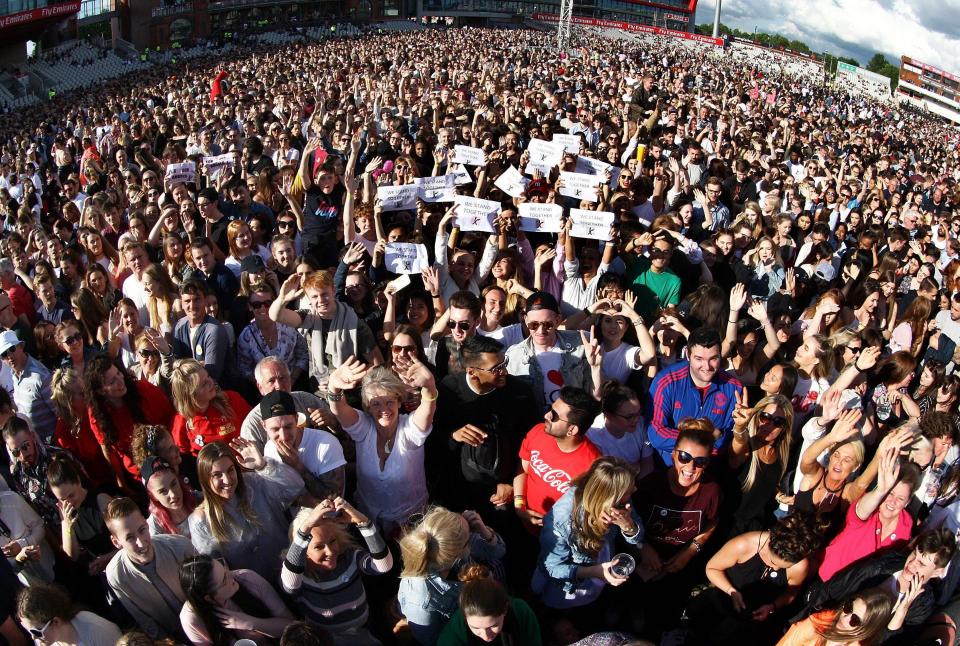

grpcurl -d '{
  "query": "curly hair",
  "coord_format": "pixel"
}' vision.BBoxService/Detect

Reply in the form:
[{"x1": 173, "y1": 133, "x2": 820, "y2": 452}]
[
  {"x1": 768, "y1": 512, "x2": 827, "y2": 564},
  {"x1": 83, "y1": 354, "x2": 145, "y2": 447}
]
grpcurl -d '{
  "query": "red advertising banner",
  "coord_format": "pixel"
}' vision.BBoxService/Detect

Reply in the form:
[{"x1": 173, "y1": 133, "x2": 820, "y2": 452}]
[
  {"x1": 532, "y1": 12, "x2": 723, "y2": 46},
  {"x1": 0, "y1": 1, "x2": 80, "y2": 29}
]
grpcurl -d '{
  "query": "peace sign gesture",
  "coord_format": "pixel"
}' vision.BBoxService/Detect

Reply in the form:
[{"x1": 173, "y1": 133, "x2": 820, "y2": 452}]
[
  {"x1": 580, "y1": 325, "x2": 603, "y2": 369},
  {"x1": 732, "y1": 389, "x2": 751, "y2": 431}
]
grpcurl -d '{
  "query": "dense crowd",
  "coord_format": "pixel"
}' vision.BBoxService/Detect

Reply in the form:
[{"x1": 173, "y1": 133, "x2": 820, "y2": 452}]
[{"x1": 0, "y1": 22, "x2": 958, "y2": 646}]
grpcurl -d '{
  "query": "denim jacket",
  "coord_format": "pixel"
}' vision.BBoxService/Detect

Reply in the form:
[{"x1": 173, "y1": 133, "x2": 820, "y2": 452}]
[
  {"x1": 535, "y1": 487, "x2": 643, "y2": 598},
  {"x1": 398, "y1": 531, "x2": 506, "y2": 645},
  {"x1": 505, "y1": 330, "x2": 593, "y2": 411}
]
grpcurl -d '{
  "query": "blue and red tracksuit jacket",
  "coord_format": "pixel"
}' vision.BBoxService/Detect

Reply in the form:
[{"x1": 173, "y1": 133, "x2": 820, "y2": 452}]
[{"x1": 645, "y1": 361, "x2": 743, "y2": 466}]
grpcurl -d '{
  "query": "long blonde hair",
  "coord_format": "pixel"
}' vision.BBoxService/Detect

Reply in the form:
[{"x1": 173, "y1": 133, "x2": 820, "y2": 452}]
[
  {"x1": 143, "y1": 264, "x2": 177, "y2": 331},
  {"x1": 572, "y1": 456, "x2": 637, "y2": 555},
  {"x1": 170, "y1": 359, "x2": 234, "y2": 420},
  {"x1": 196, "y1": 441, "x2": 259, "y2": 544},
  {"x1": 399, "y1": 506, "x2": 469, "y2": 578},
  {"x1": 741, "y1": 394, "x2": 794, "y2": 493}
]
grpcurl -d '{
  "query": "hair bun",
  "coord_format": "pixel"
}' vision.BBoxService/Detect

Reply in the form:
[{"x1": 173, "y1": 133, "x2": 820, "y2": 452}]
[{"x1": 458, "y1": 563, "x2": 491, "y2": 584}]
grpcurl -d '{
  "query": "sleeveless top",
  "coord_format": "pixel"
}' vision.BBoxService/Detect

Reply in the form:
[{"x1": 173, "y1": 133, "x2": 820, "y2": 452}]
[{"x1": 726, "y1": 533, "x2": 788, "y2": 610}]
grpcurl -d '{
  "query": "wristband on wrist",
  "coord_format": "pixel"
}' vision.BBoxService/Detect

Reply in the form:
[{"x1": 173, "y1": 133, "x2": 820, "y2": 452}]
[
  {"x1": 421, "y1": 389, "x2": 438, "y2": 402},
  {"x1": 326, "y1": 390, "x2": 343, "y2": 402}
]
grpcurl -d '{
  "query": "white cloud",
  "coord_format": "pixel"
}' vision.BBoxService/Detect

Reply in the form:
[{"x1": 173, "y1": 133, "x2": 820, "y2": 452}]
[{"x1": 695, "y1": 0, "x2": 960, "y2": 72}]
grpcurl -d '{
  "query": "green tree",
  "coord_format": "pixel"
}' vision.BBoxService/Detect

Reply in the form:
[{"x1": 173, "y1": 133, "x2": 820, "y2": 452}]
[
  {"x1": 866, "y1": 53, "x2": 891, "y2": 72},
  {"x1": 838, "y1": 56, "x2": 860, "y2": 67}
]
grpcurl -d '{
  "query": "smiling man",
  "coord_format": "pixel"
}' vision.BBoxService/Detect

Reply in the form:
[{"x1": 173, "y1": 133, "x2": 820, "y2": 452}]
[
  {"x1": 105, "y1": 497, "x2": 196, "y2": 641},
  {"x1": 645, "y1": 326, "x2": 743, "y2": 465}
]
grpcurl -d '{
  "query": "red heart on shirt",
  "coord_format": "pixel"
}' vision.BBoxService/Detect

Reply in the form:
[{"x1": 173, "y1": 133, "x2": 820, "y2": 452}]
[{"x1": 547, "y1": 370, "x2": 564, "y2": 387}]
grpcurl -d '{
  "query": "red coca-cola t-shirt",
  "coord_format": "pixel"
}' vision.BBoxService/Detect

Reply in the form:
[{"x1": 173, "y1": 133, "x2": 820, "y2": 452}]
[{"x1": 519, "y1": 423, "x2": 601, "y2": 516}]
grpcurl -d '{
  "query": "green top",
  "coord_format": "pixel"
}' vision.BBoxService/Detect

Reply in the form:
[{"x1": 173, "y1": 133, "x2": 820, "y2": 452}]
[
  {"x1": 437, "y1": 597, "x2": 542, "y2": 646},
  {"x1": 625, "y1": 256, "x2": 681, "y2": 322}
]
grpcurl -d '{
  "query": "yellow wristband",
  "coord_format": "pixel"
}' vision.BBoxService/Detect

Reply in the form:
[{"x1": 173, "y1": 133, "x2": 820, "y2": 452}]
[{"x1": 421, "y1": 389, "x2": 438, "y2": 402}]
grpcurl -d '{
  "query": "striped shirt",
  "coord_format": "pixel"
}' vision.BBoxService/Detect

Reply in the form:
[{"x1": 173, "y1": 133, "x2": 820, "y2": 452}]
[{"x1": 281, "y1": 524, "x2": 392, "y2": 633}]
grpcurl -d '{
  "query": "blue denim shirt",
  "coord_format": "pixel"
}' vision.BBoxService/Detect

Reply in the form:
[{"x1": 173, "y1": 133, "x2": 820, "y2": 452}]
[
  {"x1": 533, "y1": 487, "x2": 643, "y2": 607},
  {"x1": 398, "y1": 531, "x2": 506, "y2": 645}
]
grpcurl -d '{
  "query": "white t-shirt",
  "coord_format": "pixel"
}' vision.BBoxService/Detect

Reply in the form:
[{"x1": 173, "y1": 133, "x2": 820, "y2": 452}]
[
  {"x1": 535, "y1": 346, "x2": 565, "y2": 406},
  {"x1": 121, "y1": 273, "x2": 150, "y2": 326},
  {"x1": 264, "y1": 426, "x2": 347, "y2": 479},
  {"x1": 936, "y1": 310, "x2": 960, "y2": 346},
  {"x1": 586, "y1": 413, "x2": 654, "y2": 480},
  {"x1": 600, "y1": 343, "x2": 642, "y2": 384},
  {"x1": 477, "y1": 323, "x2": 525, "y2": 350}
]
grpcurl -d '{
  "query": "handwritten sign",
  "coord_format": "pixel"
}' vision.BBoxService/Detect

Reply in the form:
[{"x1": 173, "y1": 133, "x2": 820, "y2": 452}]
[
  {"x1": 526, "y1": 139, "x2": 564, "y2": 175},
  {"x1": 376, "y1": 184, "x2": 419, "y2": 212},
  {"x1": 494, "y1": 165, "x2": 529, "y2": 198},
  {"x1": 385, "y1": 242, "x2": 429, "y2": 274},
  {"x1": 570, "y1": 209, "x2": 614, "y2": 241},
  {"x1": 559, "y1": 171, "x2": 600, "y2": 203},
  {"x1": 452, "y1": 145, "x2": 487, "y2": 166},
  {"x1": 203, "y1": 154, "x2": 235, "y2": 180},
  {"x1": 553, "y1": 133, "x2": 582, "y2": 154},
  {"x1": 518, "y1": 203, "x2": 564, "y2": 233},
  {"x1": 453, "y1": 196, "x2": 499, "y2": 232},
  {"x1": 165, "y1": 161, "x2": 196, "y2": 185},
  {"x1": 415, "y1": 175, "x2": 457, "y2": 203}
]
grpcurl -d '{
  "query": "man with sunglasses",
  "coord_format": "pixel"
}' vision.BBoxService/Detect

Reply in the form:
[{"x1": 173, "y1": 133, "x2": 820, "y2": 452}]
[
  {"x1": 646, "y1": 326, "x2": 743, "y2": 466},
  {"x1": 505, "y1": 291, "x2": 603, "y2": 412},
  {"x1": 0, "y1": 330, "x2": 56, "y2": 442},
  {"x1": 431, "y1": 290, "x2": 480, "y2": 380},
  {"x1": 433, "y1": 335, "x2": 539, "y2": 516},
  {"x1": 2, "y1": 416, "x2": 67, "y2": 529}
]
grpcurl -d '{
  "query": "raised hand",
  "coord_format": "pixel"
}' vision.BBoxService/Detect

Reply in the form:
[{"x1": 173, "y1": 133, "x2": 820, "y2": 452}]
[
  {"x1": 732, "y1": 389, "x2": 751, "y2": 431},
  {"x1": 580, "y1": 325, "x2": 603, "y2": 369},
  {"x1": 828, "y1": 408, "x2": 862, "y2": 443},
  {"x1": 393, "y1": 352, "x2": 435, "y2": 391},
  {"x1": 535, "y1": 246, "x2": 557, "y2": 267},
  {"x1": 421, "y1": 266, "x2": 440, "y2": 295},
  {"x1": 819, "y1": 389, "x2": 843, "y2": 423},
  {"x1": 855, "y1": 345, "x2": 881, "y2": 372},
  {"x1": 342, "y1": 241, "x2": 367, "y2": 265},
  {"x1": 333, "y1": 496, "x2": 369, "y2": 526},
  {"x1": 142, "y1": 327, "x2": 170, "y2": 355},
  {"x1": 229, "y1": 436, "x2": 266, "y2": 471},
  {"x1": 328, "y1": 356, "x2": 370, "y2": 391},
  {"x1": 876, "y1": 444, "x2": 901, "y2": 492},
  {"x1": 746, "y1": 299, "x2": 768, "y2": 323}
]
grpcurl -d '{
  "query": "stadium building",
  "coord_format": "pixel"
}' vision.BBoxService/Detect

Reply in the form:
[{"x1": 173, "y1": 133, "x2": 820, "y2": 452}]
[{"x1": 897, "y1": 56, "x2": 960, "y2": 124}]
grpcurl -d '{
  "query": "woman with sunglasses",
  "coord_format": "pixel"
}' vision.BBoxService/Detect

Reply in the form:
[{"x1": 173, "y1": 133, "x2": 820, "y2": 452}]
[
  {"x1": 686, "y1": 512, "x2": 825, "y2": 645},
  {"x1": 54, "y1": 320, "x2": 94, "y2": 374},
  {"x1": 237, "y1": 285, "x2": 307, "y2": 385},
  {"x1": 16, "y1": 582, "x2": 122, "y2": 646},
  {"x1": 725, "y1": 392, "x2": 794, "y2": 538},
  {"x1": 631, "y1": 421, "x2": 719, "y2": 631},
  {"x1": 778, "y1": 588, "x2": 893, "y2": 646}
]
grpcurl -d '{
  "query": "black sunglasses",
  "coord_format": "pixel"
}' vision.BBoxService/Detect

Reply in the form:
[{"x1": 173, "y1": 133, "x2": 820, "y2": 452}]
[
  {"x1": 759, "y1": 411, "x2": 787, "y2": 429},
  {"x1": 841, "y1": 600, "x2": 862, "y2": 628},
  {"x1": 675, "y1": 450, "x2": 709, "y2": 469},
  {"x1": 277, "y1": 220, "x2": 295, "y2": 228},
  {"x1": 249, "y1": 300, "x2": 270, "y2": 309},
  {"x1": 847, "y1": 345, "x2": 863, "y2": 354},
  {"x1": 61, "y1": 333, "x2": 82, "y2": 346},
  {"x1": 447, "y1": 320, "x2": 472, "y2": 332}
]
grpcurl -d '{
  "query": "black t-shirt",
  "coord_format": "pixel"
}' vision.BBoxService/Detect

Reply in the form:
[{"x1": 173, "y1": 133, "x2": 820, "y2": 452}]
[{"x1": 303, "y1": 185, "x2": 345, "y2": 236}]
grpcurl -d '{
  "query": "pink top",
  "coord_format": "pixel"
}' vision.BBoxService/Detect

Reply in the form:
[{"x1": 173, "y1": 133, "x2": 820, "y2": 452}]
[
  {"x1": 179, "y1": 569, "x2": 293, "y2": 646},
  {"x1": 818, "y1": 495, "x2": 913, "y2": 582}
]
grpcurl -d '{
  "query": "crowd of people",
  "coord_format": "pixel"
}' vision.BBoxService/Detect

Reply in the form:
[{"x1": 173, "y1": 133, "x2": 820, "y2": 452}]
[{"x1": 0, "y1": 20, "x2": 958, "y2": 646}]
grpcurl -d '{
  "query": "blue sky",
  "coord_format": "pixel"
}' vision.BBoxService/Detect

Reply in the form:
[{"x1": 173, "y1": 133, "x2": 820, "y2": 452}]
[{"x1": 694, "y1": 0, "x2": 960, "y2": 73}]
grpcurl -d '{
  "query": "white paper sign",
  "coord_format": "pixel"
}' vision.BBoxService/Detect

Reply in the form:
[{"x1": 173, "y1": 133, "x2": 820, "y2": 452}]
[
  {"x1": 449, "y1": 164, "x2": 472, "y2": 186},
  {"x1": 454, "y1": 196, "x2": 499, "y2": 232},
  {"x1": 385, "y1": 242, "x2": 429, "y2": 274},
  {"x1": 570, "y1": 209, "x2": 614, "y2": 241},
  {"x1": 575, "y1": 155, "x2": 612, "y2": 177},
  {"x1": 452, "y1": 145, "x2": 487, "y2": 166},
  {"x1": 518, "y1": 203, "x2": 564, "y2": 233},
  {"x1": 553, "y1": 133, "x2": 582, "y2": 154},
  {"x1": 203, "y1": 153, "x2": 235, "y2": 177},
  {"x1": 559, "y1": 171, "x2": 600, "y2": 203},
  {"x1": 387, "y1": 273, "x2": 412, "y2": 292},
  {"x1": 526, "y1": 139, "x2": 564, "y2": 174},
  {"x1": 165, "y1": 161, "x2": 196, "y2": 185},
  {"x1": 376, "y1": 184, "x2": 419, "y2": 212},
  {"x1": 494, "y1": 165, "x2": 529, "y2": 198},
  {"x1": 415, "y1": 175, "x2": 457, "y2": 203}
]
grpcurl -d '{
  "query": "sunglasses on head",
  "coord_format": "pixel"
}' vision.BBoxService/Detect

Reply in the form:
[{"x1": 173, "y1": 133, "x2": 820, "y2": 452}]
[
  {"x1": 527, "y1": 320, "x2": 555, "y2": 332},
  {"x1": 841, "y1": 600, "x2": 862, "y2": 628},
  {"x1": 675, "y1": 450, "x2": 709, "y2": 469},
  {"x1": 759, "y1": 411, "x2": 787, "y2": 429},
  {"x1": 447, "y1": 320, "x2": 472, "y2": 332}
]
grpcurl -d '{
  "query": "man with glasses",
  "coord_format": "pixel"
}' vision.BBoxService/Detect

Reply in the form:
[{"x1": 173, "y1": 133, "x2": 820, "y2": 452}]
[
  {"x1": 195, "y1": 187, "x2": 232, "y2": 256},
  {"x1": 0, "y1": 331, "x2": 56, "y2": 441},
  {"x1": 2, "y1": 416, "x2": 65, "y2": 527},
  {"x1": 692, "y1": 176, "x2": 731, "y2": 232},
  {"x1": 625, "y1": 231, "x2": 682, "y2": 323},
  {"x1": 505, "y1": 291, "x2": 603, "y2": 411},
  {"x1": 646, "y1": 327, "x2": 743, "y2": 465},
  {"x1": 513, "y1": 386, "x2": 601, "y2": 532},
  {"x1": 433, "y1": 335, "x2": 539, "y2": 515},
  {"x1": 431, "y1": 290, "x2": 480, "y2": 380}
]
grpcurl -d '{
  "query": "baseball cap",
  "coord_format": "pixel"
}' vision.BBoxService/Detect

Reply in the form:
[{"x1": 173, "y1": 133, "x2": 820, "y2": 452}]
[
  {"x1": 260, "y1": 391, "x2": 296, "y2": 420},
  {"x1": 240, "y1": 254, "x2": 266, "y2": 274},
  {"x1": 140, "y1": 455, "x2": 173, "y2": 484},
  {"x1": 0, "y1": 331, "x2": 21, "y2": 356},
  {"x1": 525, "y1": 291, "x2": 559, "y2": 314}
]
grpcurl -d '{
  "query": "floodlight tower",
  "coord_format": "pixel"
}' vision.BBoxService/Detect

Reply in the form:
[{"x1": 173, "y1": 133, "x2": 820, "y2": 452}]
[
  {"x1": 712, "y1": 0, "x2": 721, "y2": 38},
  {"x1": 557, "y1": 0, "x2": 573, "y2": 51}
]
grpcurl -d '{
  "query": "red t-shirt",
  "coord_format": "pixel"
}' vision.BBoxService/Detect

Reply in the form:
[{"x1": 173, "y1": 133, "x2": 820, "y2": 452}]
[
  {"x1": 88, "y1": 379, "x2": 175, "y2": 481},
  {"x1": 818, "y1": 495, "x2": 913, "y2": 582},
  {"x1": 6, "y1": 284, "x2": 35, "y2": 326},
  {"x1": 171, "y1": 390, "x2": 251, "y2": 456},
  {"x1": 519, "y1": 423, "x2": 601, "y2": 516},
  {"x1": 54, "y1": 410, "x2": 114, "y2": 490}
]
